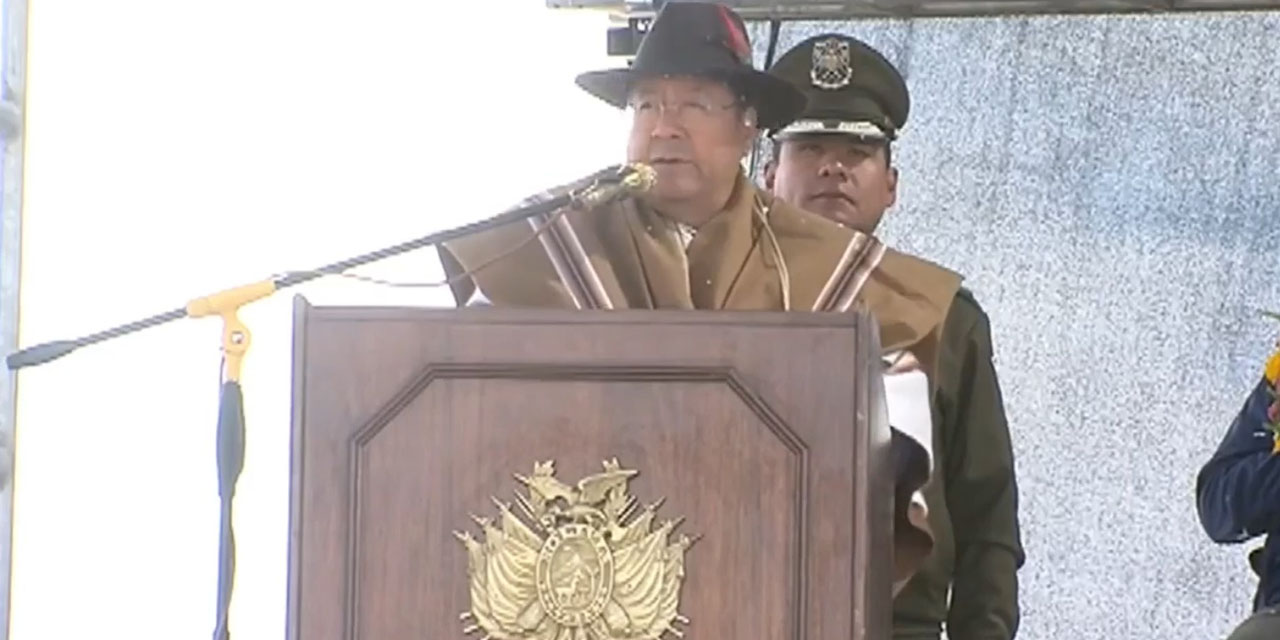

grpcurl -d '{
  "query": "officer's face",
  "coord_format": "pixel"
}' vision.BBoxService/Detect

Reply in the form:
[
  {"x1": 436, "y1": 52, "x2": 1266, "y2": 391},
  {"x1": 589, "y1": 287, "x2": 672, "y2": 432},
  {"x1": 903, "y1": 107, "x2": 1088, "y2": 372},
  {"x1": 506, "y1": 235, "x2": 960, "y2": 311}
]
[
  {"x1": 765, "y1": 135, "x2": 897, "y2": 234},
  {"x1": 625, "y1": 76, "x2": 756, "y2": 211}
]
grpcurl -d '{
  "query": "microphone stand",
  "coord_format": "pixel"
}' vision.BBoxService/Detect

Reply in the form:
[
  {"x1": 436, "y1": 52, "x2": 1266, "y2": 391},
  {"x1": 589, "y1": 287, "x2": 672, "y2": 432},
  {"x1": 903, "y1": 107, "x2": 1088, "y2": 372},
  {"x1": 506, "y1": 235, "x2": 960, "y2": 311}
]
[{"x1": 3, "y1": 163, "x2": 643, "y2": 640}]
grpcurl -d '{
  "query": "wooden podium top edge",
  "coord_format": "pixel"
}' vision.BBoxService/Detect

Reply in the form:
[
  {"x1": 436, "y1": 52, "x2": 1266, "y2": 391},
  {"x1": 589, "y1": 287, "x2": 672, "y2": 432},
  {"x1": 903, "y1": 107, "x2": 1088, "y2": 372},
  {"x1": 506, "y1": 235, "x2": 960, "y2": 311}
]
[{"x1": 290, "y1": 294, "x2": 871, "y2": 329}]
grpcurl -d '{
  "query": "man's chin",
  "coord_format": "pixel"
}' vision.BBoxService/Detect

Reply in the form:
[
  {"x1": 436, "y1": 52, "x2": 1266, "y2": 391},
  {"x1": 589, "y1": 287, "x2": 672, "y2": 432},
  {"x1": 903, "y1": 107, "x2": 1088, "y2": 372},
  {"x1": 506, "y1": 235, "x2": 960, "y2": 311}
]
[
  {"x1": 803, "y1": 199, "x2": 860, "y2": 226},
  {"x1": 650, "y1": 161, "x2": 697, "y2": 181},
  {"x1": 648, "y1": 176, "x2": 701, "y2": 202}
]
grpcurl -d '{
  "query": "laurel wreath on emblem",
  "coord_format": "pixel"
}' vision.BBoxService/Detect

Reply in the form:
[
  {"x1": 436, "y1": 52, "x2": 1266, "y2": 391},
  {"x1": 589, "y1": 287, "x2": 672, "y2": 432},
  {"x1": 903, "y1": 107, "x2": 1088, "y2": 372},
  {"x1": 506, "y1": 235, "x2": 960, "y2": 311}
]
[{"x1": 455, "y1": 459, "x2": 698, "y2": 640}]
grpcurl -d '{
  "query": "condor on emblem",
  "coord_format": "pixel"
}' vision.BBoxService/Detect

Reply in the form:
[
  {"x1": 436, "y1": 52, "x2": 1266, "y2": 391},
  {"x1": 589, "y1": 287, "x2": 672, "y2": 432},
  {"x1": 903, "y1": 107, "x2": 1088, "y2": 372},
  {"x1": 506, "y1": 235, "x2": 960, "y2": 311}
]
[
  {"x1": 811, "y1": 37, "x2": 854, "y2": 90},
  {"x1": 455, "y1": 458, "x2": 697, "y2": 640}
]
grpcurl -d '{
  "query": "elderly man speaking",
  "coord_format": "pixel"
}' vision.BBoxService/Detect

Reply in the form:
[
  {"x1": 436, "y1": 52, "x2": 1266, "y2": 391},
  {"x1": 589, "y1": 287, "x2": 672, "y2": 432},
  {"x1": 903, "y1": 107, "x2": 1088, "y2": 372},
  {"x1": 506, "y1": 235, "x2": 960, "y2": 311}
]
[{"x1": 437, "y1": 1, "x2": 960, "y2": 594}]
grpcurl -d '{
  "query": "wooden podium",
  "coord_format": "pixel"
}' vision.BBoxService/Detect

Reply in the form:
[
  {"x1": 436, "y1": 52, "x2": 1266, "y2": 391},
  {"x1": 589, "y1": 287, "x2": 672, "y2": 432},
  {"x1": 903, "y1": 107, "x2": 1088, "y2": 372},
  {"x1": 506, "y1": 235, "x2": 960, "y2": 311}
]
[{"x1": 285, "y1": 297, "x2": 893, "y2": 640}]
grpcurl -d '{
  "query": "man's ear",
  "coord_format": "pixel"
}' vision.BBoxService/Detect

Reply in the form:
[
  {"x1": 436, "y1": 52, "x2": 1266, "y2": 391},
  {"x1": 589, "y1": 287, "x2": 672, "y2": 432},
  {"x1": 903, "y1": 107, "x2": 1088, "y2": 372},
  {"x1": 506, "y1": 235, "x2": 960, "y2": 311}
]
[
  {"x1": 886, "y1": 166, "x2": 899, "y2": 209},
  {"x1": 763, "y1": 159, "x2": 778, "y2": 190}
]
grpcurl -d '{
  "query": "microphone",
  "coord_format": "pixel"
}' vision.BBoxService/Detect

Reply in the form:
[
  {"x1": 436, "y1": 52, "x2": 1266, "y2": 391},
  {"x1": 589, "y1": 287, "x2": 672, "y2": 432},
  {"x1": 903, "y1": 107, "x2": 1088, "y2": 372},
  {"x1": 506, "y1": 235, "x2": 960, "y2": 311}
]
[{"x1": 570, "y1": 162, "x2": 657, "y2": 210}]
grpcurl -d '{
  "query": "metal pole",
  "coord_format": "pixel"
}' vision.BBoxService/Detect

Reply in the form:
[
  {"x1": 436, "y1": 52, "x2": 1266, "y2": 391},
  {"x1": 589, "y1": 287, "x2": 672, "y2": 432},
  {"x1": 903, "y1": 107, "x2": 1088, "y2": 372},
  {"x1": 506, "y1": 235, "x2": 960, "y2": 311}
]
[{"x1": 0, "y1": 1, "x2": 27, "y2": 638}]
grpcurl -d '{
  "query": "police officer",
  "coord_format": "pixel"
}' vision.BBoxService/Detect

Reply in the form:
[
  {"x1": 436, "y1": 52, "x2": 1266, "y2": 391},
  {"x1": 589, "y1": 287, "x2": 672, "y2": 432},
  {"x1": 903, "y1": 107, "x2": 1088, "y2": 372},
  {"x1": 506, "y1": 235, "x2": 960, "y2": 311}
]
[
  {"x1": 1197, "y1": 343, "x2": 1280, "y2": 639},
  {"x1": 765, "y1": 34, "x2": 1026, "y2": 639}
]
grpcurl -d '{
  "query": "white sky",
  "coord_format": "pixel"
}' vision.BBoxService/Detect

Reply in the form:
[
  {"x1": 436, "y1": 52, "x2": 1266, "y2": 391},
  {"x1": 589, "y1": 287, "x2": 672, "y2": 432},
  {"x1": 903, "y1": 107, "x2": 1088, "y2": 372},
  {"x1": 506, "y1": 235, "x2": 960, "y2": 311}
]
[{"x1": 12, "y1": 2, "x2": 627, "y2": 638}]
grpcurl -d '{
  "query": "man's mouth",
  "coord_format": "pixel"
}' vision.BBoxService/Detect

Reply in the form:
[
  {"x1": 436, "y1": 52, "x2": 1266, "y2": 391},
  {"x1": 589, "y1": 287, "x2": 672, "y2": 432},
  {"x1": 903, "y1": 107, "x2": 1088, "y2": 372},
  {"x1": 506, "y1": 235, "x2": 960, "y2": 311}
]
[{"x1": 811, "y1": 191, "x2": 855, "y2": 205}]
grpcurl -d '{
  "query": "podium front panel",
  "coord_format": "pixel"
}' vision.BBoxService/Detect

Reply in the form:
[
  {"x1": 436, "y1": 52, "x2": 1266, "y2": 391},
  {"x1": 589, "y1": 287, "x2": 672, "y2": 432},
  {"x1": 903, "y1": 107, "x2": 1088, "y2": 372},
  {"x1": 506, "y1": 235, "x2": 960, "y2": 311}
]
[{"x1": 286, "y1": 302, "x2": 890, "y2": 640}]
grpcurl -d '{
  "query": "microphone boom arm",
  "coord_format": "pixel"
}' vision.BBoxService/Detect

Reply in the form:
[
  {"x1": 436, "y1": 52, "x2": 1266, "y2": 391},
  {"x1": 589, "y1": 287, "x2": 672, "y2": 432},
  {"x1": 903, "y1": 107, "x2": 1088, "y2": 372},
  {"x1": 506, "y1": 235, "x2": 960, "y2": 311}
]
[{"x1": 5, "y1": 163, "x2": 653, "y2": 370}]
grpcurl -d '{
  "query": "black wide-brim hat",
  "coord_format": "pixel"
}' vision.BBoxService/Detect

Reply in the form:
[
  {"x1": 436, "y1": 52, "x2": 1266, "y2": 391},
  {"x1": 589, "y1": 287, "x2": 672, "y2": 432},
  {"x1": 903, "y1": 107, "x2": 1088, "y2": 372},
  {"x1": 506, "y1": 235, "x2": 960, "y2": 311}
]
[{"x1": 575, "y1": 1, "x2": 807, "y2": 132}]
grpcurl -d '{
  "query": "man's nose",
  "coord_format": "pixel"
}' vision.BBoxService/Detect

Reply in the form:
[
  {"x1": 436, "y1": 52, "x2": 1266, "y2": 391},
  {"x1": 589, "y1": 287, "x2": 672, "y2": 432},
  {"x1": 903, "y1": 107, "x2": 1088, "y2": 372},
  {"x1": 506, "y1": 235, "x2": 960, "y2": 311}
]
[
  {"x1": 817, "y1": 158, "x2": 850, "y2": 179},
  {"x1": 649, "y1": 109, "x2": 685, "y2": 139}
]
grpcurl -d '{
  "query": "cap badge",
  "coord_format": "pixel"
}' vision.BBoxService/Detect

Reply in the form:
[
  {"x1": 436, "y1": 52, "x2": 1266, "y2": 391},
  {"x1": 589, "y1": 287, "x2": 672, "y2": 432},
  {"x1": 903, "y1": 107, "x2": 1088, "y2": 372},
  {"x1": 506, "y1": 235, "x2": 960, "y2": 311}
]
[{"x1": 811, "y1": 38, "x2": 853, "y2": 90}]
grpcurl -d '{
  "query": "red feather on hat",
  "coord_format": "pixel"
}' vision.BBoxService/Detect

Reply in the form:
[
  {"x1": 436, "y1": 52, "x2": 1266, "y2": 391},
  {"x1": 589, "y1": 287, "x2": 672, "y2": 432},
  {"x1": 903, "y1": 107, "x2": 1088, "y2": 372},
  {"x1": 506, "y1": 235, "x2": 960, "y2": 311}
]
[{"x1": 715, "y1": 5, "x2": 751, "y2": 64}]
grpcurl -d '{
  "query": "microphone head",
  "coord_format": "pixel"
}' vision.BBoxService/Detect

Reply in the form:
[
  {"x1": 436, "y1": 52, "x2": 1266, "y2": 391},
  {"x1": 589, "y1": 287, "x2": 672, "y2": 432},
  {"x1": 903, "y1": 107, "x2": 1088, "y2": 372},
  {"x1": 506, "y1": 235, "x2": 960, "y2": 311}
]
[
  {"x1": 569, "y1": 163, "x2": 658, "y2": 211},
  {"x1": 618, "y1": 162, "x2": 657, "y2": 195}
]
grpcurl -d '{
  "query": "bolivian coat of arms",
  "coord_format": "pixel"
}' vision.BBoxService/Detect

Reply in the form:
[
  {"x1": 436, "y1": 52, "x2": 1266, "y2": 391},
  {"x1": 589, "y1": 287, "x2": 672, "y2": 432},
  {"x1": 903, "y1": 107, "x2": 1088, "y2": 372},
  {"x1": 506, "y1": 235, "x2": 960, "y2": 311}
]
[{"x1": 455, "y1": 459, "x2": 697, "y2": 640}]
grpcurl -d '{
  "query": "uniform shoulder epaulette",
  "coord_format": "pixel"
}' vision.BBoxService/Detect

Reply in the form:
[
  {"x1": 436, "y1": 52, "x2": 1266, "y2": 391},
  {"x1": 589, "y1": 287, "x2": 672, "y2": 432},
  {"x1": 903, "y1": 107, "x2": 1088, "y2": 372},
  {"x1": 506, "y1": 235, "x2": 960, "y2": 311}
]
[
  {"x1": 954, "y1": 286, "x2": 982, "y2": 309},
  {"x1": 949, "y1": 285, "x2": 991, "y2": 323}
]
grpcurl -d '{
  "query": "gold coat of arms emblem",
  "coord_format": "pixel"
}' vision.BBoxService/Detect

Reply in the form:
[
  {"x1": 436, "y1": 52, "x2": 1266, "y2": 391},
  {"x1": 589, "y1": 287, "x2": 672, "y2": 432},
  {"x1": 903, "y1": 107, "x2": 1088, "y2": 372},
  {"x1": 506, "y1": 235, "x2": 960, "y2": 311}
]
[
  {"x1": 811, "y1": 37, "x2": 854, "y2": 90},
  {"x1": 455, "y1": 459, "x2": 696, "y2": 640}
]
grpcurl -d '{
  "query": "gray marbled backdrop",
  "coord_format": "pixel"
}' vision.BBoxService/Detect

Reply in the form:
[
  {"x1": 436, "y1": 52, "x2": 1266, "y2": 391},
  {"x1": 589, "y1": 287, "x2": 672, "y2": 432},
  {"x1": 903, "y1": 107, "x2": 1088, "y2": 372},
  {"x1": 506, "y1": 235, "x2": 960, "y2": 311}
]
[{"x1": 749, "y1": 12, "x2": 1280, "y2": 640}]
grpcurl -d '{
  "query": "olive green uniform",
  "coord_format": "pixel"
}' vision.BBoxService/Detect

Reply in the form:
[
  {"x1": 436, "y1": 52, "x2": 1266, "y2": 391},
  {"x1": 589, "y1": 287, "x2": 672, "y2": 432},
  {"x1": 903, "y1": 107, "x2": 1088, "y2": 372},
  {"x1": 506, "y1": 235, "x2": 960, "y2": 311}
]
[{"x1": 892, "y1": 288, "x2": 1024, "y2": 639}]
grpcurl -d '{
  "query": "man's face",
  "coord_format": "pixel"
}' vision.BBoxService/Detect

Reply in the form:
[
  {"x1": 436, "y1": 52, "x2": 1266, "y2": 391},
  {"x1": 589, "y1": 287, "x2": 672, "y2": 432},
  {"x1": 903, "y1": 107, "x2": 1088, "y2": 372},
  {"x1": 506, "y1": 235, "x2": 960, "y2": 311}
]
[
  {"x1": 765, "y1": 134, "x2": 898, "y2": 233},
  {"x1": 625, "y1": 75, "x2": 756, "y2": 208}
]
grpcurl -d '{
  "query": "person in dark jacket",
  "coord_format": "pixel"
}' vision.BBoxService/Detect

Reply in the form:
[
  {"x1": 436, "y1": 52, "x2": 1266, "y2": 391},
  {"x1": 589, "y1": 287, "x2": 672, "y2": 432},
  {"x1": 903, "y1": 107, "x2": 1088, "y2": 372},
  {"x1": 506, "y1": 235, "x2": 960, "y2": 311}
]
[{"x1": 1196, "y1": 344, "x2": 1280, "y2": 639}]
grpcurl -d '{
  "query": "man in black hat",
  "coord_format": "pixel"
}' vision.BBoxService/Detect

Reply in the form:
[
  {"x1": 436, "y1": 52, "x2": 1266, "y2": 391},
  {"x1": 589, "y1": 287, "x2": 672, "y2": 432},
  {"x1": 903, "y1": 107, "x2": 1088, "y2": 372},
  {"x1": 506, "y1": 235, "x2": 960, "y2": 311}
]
[
  {"x1": 573, "y1": 0, "x2": 806, "y2": 231},
  {"x1": 765, "y1": 34, "x2": 1025, "y2": 640},
  {"x1": 438, "y1": 1, "x2": 967, "y2": 609}
]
